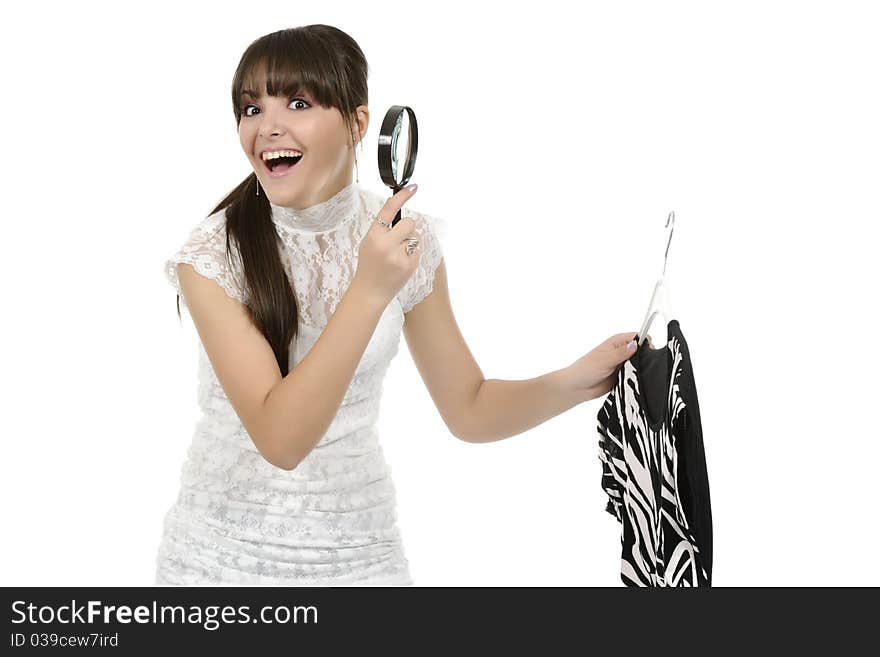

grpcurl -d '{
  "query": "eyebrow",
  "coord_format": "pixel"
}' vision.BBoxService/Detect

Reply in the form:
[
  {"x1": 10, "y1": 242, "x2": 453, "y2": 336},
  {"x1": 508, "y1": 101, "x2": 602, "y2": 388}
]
[{"x1": 241, "y1": 89, "x2": 311, "y2": 100}]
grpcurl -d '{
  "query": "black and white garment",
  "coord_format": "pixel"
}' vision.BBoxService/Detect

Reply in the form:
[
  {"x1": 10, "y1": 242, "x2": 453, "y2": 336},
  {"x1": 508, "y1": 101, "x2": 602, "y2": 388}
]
[{"x1": 596, "y1": 319, "x2": 712, "y2": 587}]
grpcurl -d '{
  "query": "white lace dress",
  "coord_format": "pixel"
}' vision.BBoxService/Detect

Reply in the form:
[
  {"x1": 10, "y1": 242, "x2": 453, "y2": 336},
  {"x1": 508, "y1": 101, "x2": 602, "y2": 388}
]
[{"x1": 154, "y1": 181, "x2": 446, "y2": 586}]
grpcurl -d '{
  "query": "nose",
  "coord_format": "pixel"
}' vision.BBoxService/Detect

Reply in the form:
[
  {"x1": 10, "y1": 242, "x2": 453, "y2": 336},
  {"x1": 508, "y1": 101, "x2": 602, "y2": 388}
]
[
  {"x1": 259, "y1": 122, "x2": 283, "y2": 139},
  {"x1": 257, "y1": 105, "x2": 288, "y2": 139}
]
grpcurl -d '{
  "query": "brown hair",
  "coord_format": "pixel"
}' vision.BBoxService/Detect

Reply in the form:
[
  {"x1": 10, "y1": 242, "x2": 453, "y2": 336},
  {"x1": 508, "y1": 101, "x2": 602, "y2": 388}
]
[{"x1": 175, "y1": 25, "x2": 369, "y2": 376}]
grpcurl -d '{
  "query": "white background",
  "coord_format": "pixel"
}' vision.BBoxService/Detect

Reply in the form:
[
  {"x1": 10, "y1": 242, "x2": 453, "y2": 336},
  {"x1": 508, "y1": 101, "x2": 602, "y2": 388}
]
[{"x1": 2, "y1": 0, "x2": 878, "y2": 586}]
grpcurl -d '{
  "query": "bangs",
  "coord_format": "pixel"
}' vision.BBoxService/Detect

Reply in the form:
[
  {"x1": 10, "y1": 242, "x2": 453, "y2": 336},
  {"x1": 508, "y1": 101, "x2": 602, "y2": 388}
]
[
  {"x1": 234, "y1": 41, "x2": 341, "y2": 110},
  {"x1": 239, "y1": 66, "x2": 314, "y2": 103}
]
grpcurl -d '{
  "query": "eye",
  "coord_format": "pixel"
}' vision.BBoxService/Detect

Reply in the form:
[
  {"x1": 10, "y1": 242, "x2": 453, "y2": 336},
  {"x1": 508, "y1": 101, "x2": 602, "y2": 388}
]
[{"x1": 241, "y1": 98, "x2": 310, "y2": 117}]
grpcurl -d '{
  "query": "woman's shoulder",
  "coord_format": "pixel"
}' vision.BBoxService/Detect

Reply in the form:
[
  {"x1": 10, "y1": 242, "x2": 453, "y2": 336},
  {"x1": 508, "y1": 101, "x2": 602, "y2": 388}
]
[
  {"x1": 165, "y1": 206, "x2": 242, "y2": 277},
  {"x1": 182, "y1": 207, "x2": 231, "y2": 247},
  {"x1": 164, "y1": 206, "x2": 247, "y2": 305}
]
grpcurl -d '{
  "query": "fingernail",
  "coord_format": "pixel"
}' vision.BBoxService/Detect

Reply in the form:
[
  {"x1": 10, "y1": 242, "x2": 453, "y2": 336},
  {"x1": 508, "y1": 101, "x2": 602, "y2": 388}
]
[
  {"x1": 405, "y1": 183, "x2": 418, "y2": 192},
  {"x1": 627, "y1": 340, "x2": 637, "y2": 351}
]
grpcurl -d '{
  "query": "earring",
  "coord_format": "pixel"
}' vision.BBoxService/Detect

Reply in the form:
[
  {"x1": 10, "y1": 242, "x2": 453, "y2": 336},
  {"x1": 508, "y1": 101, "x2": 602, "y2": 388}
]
[
  {"x1": 256, "y1": 178, "x2": 260, "y2": 196},
  {"x1": 355, "y1": 133, "x2": 361, "y2": 183}
]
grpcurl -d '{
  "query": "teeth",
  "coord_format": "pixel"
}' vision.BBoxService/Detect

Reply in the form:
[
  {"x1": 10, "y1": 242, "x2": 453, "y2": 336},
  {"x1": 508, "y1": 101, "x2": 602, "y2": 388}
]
[{"x1": 262, "y1": 149, "x2": 303, "y2": 161}]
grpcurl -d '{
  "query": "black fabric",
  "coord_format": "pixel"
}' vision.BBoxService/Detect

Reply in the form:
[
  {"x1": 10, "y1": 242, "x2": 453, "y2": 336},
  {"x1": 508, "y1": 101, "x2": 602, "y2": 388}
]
[{"x1": 596, "y1": 319, "x2": 713, "y2": 587}]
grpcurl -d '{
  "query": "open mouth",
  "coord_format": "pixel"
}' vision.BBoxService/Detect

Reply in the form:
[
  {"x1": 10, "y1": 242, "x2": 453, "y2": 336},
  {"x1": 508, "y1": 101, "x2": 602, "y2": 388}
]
[{"x1": 262, "y1": 154, "x2": 303, "y2": 176}]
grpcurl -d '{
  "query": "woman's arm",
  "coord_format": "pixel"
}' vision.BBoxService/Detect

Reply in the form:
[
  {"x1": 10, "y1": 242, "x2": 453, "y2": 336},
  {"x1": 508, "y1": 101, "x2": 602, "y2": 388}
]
[
  {"x1": 455, "y1": 369, "x2": 586, "y2": 443},
  {"x1": 403, "y1": 257, "x2": 635, "y2": 444},
  {"x1": 402, "y1": 258, "x2": 589, "y2": 444},
  {"x1": 179, "y1": 262, "x2": 387, "y2": 471},
  {"x1": 262, "y1": 278, "x2": 390, "y2": 466}
]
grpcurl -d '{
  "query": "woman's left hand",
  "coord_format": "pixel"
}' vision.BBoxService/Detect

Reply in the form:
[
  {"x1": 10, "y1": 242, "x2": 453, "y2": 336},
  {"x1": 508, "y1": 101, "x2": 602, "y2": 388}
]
[{"x1": 564, "y1": 331, "x2": 650, "y2": 401}]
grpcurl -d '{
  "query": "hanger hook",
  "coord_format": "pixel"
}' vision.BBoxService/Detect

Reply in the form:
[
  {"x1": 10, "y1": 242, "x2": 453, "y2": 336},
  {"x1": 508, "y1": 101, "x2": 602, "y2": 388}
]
[{"x1": 662, "y1": 210, "x2": 675, "y2": 277}]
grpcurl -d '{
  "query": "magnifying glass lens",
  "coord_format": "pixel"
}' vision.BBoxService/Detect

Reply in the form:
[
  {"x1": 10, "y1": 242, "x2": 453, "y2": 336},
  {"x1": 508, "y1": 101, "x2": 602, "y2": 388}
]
[{"x1": 391, "y1": 112, "x2": 409, "y2": 185}]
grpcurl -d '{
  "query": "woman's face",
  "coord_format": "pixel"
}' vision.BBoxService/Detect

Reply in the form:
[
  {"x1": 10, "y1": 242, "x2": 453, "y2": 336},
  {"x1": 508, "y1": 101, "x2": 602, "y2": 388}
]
[{"x1": 238, "y1": 86, "x2": 369, "y2": 209}]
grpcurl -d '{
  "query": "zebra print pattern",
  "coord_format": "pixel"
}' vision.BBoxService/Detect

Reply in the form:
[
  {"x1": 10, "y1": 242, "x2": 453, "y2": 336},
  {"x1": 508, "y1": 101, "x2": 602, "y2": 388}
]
[{"x1": 597, "y1": 320, "x2": 712, "y2": 587}]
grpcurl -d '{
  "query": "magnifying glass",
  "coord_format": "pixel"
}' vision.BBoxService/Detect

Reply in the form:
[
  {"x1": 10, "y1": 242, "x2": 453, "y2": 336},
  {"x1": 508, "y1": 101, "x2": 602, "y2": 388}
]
[{"x1": 377, "y1": 105, "x2": 418, "y2": 227}]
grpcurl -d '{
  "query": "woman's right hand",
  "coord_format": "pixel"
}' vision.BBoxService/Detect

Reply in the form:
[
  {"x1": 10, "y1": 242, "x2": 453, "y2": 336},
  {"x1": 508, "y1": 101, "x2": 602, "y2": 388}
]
[{"x1": 352, "y1": 184, "x2": 422, "y2": 307}]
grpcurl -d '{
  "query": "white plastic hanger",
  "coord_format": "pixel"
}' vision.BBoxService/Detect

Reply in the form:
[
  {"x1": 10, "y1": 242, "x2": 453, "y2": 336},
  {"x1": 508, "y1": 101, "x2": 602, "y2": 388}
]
[{"x1": 636, "y1": 211, "x2": 675, "y2": 347}]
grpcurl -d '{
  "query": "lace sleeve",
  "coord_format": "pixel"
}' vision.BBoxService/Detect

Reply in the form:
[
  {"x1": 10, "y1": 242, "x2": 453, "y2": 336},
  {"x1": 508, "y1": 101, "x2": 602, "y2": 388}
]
[
  {"x1": 397, "y1": 206, "x2": 448, "y2": 314},
  {"x1": 163, "y1": 211, "x2": 248, "y2": 308}
]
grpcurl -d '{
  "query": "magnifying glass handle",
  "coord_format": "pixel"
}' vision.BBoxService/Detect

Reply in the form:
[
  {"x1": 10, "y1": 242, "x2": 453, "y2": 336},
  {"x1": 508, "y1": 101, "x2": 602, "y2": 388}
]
[{"x1": 390, "y1": 184, "x2": 404, "y2": 227}]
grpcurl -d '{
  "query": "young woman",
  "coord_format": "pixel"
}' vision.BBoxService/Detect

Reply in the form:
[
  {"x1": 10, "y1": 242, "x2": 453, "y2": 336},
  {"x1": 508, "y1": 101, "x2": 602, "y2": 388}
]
[{"x1": 154, "y1": 24, "x2": 641, "y2": 586}]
